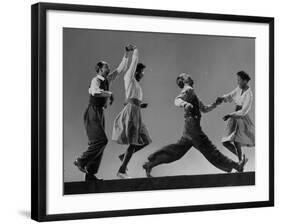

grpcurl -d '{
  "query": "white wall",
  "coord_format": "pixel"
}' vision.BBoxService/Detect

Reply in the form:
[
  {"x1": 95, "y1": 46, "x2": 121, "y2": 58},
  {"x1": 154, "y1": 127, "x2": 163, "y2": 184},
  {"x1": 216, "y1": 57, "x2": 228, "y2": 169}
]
[{"x1": 0, "y1": 0, "x2": 279, "y2": 223}]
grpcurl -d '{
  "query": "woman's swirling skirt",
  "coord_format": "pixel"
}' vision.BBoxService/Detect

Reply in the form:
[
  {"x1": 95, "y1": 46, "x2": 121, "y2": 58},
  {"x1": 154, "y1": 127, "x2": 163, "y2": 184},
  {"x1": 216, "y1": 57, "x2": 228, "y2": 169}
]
[
  {"x1": 112, "y1": 103, "x2": 152, "y2": 146},
  {"x1": 222, "y1": 114, "x2": 255, "y2": 147}
]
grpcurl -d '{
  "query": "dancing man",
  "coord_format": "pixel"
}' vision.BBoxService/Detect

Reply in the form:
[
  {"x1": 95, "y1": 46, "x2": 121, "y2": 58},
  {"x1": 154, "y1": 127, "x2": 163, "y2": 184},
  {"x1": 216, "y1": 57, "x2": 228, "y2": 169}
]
[
  {"x1": 74, "y1": 45, "x2": 131, "y2": 181},
  {"x1": 112, "y1": 45, "x2": 152, "y2": 179},
  {"x1": 218, "y1": 71, "x2": 254, "y2": 162},
  {"x1": 143, "y1": 73, "x2": 247, "y2": 177}
]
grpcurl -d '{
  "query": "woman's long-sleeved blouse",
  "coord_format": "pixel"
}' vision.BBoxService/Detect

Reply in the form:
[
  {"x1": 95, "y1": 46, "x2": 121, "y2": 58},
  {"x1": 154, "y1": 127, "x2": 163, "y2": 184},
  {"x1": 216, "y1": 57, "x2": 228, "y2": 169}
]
[{"x1": 222, "y1": 86, "x2": 253, "y2": 117}]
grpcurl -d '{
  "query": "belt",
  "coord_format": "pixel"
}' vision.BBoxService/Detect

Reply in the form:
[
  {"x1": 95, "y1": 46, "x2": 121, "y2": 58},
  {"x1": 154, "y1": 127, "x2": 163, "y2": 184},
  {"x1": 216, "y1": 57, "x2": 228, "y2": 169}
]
[
  {"x1": 184, "y1": 114, "x2": 201, "y2": 120},
  {"x1": 125, "y1": 98, "x2": 141, "y2": 107},
  {"x1": 184, "y1": 111, "x2": 201, "y2": 119},
  {"x1": 235, "y1": 105, "x2": 242, "y2": 111}
]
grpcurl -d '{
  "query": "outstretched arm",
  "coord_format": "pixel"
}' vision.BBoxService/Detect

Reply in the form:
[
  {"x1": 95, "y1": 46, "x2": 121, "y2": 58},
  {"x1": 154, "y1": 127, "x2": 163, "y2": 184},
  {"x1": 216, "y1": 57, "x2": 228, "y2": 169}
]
[
  {"x1": 199, "y1": 99, "x2": 218, "y2": 113},
  {"x1": 221, "y1": 87, "x2": 239, "y2": 103},
  {"x1": 107, "y1": 47, "x2": 130, "y2": 83},
  {"x1": 124, "y1": 48, "x2": 139, "y2": 86}
]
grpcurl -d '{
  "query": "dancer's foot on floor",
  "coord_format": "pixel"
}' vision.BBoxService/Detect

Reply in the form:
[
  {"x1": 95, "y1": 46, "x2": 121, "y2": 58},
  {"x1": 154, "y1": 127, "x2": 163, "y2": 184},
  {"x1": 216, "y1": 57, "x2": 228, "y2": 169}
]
[
  {"x1": 116, "y1": 171, "x2": 132, "y2": 179},
  {"x1": 236, "y1": 154, "x2": 248, "y2": 172},
  {"x1": 85, "y1": 173, "x2": 102, "y2": 181},
  {"x1": 143, "y1": 162, "x2": 153, "y2": 178}
]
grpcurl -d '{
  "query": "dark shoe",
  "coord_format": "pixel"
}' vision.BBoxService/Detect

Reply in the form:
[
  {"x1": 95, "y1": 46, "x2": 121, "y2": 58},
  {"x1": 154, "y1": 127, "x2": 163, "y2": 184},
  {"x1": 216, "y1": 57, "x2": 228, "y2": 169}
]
[
  {"x1": 85, "y1": 173, "x2": 102, "y2": 181},
  {"x1": 143, "y1": 162, "x2": 153, "y2": 178},
  {"x1": 236, "y1": 154, "x2": 248, "y2": 172},
  {"x1": 74, "y1": 158, "x2": 86, "y2": 173}
]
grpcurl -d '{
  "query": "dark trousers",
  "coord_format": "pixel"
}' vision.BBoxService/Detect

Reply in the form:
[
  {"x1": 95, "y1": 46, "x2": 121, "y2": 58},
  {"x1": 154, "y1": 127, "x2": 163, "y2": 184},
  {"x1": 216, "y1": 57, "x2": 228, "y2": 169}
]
[
  {"x1": 148, "y1": 118, "x2": 236, "y2": 173},
  {"x1": 80, "y1": 105, "x2": 108, "y2": 174}
]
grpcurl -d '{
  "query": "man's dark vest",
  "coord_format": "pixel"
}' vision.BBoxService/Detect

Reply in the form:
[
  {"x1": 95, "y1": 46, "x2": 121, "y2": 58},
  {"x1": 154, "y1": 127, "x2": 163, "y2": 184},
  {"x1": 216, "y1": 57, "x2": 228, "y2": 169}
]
[
  {"x1": 89, "y1": 78, "x2": 109, "y2": 107},
  {"x1": 189, "y1": 94, "x2": 201, "y2": 118},
  {"x1": 183, "y1": 90, "x2": 201, "y2": 119}
]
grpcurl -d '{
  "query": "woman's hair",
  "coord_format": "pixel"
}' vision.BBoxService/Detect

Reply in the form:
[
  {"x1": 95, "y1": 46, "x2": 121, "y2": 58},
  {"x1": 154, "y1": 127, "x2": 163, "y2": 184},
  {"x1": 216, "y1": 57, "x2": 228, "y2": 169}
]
[
  {"x1": 95, "y1": 61, "x2": 106, "y2": 73},
  {"x1": 237, "y1": 70, "x2": 251, "y2": 82},
  {"x1": 136, "y1": 63, "x2": 146, "y2": 73},
  {"x1": 176, "y1": 76, "x2": 185, "y2": 89}
]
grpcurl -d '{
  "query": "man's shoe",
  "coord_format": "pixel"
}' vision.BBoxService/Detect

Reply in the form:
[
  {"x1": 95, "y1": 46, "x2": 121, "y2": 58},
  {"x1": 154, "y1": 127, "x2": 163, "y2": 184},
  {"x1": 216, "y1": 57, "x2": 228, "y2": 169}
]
[
  {"x1": 85, "y1": 173, "x2": 102, "y2": 181},
  {"x1": 74, "y1": 158, "x2": 86, "y2": 173},
  {"x1": 143, "y1": 162, "x2": 153, "y2": 178},
  {"x1": 116, "y1": 171, "x2": 132, "y2": 179}
]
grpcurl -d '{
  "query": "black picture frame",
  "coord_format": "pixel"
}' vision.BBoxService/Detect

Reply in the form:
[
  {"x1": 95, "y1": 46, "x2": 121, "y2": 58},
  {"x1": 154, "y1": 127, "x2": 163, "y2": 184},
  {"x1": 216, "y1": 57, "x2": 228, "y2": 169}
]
[{"x1": 31, "y1": 2, "x2": 274, "y2": 222}]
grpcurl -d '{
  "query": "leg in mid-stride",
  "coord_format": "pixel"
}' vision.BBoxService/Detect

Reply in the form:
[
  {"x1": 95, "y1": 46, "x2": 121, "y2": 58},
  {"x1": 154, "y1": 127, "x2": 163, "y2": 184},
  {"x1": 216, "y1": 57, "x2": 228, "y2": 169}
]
[
  {"x1": 112, "y1": 46, "x2": 152, "y2": 179},
  {"x1": 143, "y1": 134, "x2": 247, "y2": 178},
  {"x1": 222, "y1": 140, "x2": 243, "y2": 162},
  {"x1": 143, "y1": 72, "x2": 248, "y2": 177},
  {"x1": 117, "y1": 143, "x2": 148, "y2": 178},
  {"x1": 113, "y1": 102, "x2": 152, "y2": 179},
  {"x1": 143, "y1": 141, "x2": 192, "y2": 177},
  {"x1": 221, "y1": 115, "x2": 254, "y2": 163},
  {"x1": 219, "y1": 71, "x2": 255, "y2": 162},
  {"x1": 74, "y1": 105, "x2": 108, "y2": 181}
]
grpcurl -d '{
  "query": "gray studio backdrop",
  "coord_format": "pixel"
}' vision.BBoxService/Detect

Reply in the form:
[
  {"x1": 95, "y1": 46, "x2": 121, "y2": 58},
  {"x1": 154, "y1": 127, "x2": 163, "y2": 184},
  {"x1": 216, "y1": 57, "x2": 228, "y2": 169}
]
[{"x1": 63, "y1": 28, "x2": 255, "y2": 182}]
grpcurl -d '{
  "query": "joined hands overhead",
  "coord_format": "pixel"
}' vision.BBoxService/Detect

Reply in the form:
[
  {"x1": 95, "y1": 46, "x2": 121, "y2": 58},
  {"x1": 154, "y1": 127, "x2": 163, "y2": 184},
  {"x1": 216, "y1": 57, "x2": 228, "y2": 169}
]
[{"x1": 125, "y1": 44, "x2": 137, "y2": 52}]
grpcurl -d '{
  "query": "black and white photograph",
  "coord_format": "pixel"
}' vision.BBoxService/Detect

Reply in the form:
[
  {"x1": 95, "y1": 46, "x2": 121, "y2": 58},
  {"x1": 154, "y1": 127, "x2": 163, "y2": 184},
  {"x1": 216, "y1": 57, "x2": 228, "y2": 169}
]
[
  {"x1": 64, "y1": 28, "x2": 255, "y2": 194},
  {"x1": 1, "y1": 0, "x2": 280, "y2": 223},
  {"x1": 30, "y1": 2, "x2": 274, "y2": 222}
]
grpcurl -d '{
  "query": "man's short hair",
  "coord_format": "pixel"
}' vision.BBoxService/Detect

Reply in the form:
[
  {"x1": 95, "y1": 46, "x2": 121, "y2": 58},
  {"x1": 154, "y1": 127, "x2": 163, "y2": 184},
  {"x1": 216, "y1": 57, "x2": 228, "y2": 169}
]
[{"x1": 95, "y1": 61, "x2": 107, "y2": 73}]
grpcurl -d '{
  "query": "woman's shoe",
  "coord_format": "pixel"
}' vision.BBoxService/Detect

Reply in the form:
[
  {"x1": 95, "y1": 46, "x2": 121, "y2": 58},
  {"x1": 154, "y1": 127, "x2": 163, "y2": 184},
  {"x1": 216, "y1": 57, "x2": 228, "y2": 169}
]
[{"x1": 116, "y1": 171, "x2": 132, "y2": 179}]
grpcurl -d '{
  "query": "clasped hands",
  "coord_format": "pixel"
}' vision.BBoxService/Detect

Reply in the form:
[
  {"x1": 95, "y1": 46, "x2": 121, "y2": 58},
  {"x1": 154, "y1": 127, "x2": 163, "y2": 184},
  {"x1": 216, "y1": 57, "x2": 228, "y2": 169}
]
[
  {"x1": 125, "y1": 44, "x2": 137, "y2": 52},
  {"x1": 215, "y1": 96, "x2": 232, "y2": 121},
  {"x1": 215, "y1": 96, "x2": 224, "y2": 105}
]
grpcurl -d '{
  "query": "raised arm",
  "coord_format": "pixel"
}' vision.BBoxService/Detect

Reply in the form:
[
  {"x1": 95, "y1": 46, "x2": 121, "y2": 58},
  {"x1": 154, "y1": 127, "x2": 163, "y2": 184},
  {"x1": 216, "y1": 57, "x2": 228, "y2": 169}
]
[
  {"x1": 124, "y1": 48, "x2": 139, "y2": 85},
  {"x1": 107, "y1": 48, "x2": 130, "y2": 83}
]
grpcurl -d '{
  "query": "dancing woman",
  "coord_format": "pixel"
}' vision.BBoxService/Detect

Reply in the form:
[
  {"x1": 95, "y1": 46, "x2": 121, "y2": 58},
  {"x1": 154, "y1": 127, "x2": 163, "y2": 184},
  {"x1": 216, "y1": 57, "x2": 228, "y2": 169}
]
[
  {"x1": 74, "y1": 46, "x2": 130, "y2": 181},
  {"x1": 112, "y1": 46, "x2": 152, "y2": 179},
  {"x1": 143, "y1": 73, "x2": 247, "y2": 177},
  {"x1": 218, "y1": 71, "x2": 255, "y2": 162}
]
